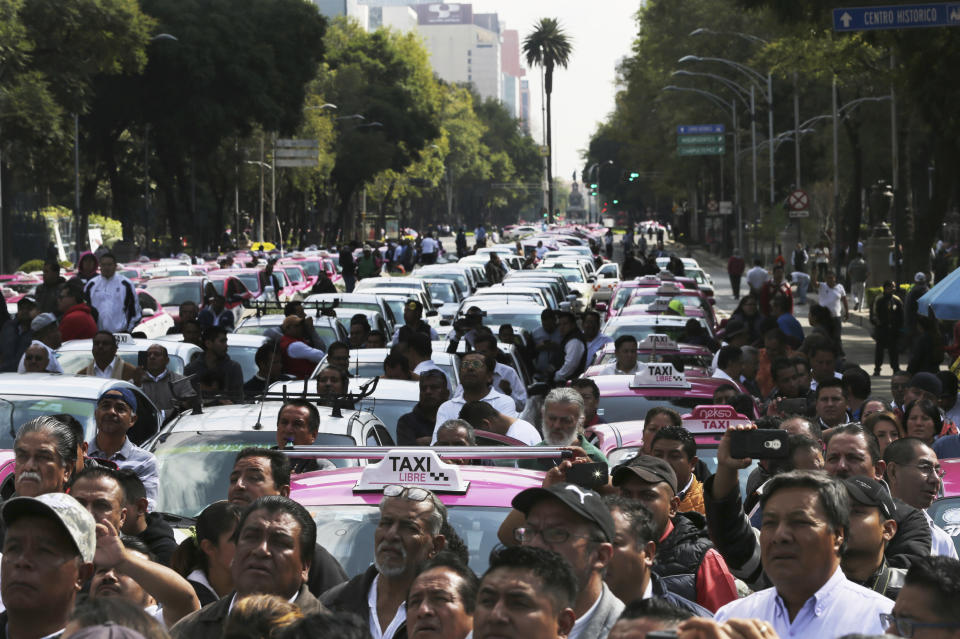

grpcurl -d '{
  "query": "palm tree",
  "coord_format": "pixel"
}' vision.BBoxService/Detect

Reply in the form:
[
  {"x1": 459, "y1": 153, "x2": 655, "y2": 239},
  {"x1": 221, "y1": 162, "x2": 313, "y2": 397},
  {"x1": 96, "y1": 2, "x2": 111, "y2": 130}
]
[{"x1": 523, "y1": 18, "x2": 572, "y2": 224}]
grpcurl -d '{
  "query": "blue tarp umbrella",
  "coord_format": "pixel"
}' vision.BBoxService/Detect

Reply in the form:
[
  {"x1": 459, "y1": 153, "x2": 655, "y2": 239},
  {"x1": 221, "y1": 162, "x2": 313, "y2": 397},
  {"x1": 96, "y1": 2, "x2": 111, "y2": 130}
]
[{"x1": 917, "y1": 267, "x2": 960, "y2": 320}]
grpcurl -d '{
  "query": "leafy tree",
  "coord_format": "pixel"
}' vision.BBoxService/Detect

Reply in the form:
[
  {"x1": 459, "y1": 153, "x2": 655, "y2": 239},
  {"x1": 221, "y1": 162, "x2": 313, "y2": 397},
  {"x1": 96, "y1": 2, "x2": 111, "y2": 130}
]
[{"x1": 524, "y1": 18, "x2": 572, "y2": 224}]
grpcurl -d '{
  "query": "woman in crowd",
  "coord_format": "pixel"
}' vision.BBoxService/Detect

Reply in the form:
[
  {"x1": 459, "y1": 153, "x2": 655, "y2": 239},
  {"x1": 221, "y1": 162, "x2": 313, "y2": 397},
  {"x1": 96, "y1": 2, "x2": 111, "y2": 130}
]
[{"x1": 171, "y1": 500, "x2": 243, "y2": 606}]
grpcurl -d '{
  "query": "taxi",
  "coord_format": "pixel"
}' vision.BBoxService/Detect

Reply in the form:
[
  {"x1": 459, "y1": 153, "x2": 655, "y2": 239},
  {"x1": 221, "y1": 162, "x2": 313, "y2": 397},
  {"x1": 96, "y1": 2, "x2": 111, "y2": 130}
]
[
  {"x1": 585, "y1": 334, "x2": 713, "y2": 374},
  {"x1": 0, "y1": 373, "x2": 162, "y2": 447},
  {"x1": 302, "y1": 293, "x2": 399, "y2": 333},
  {"x1": 288, "y1": 446, "x2": 558, "y2": 574},
  {"x1": 602, "y1": 275, "x2": 692, "y2": 320},
  {"x1": 310, "y1": 348, "x2": 461, "y2": 387},
  {"x1": 277, "y1": 261, "x2": 316, "y2": 293},
  {"x1": 601, "y1": 314, "x2": 711, "y2": 343},
  {"x1": 234, "y1": 311, "x2": 348, "y2": 347},
  {"x1": 591, "y1": 363, "x2": 740, "y2": 425},
  {"x1": 0, "y1": 450, "x2": 16, "y2": 498},
  {"x1": 133, "y1": 288, "x2": 176, "y2": 338},
  {"x1": 928, "y1": 458, "x2": 960, "y2": 556},
  {"x1": 593, "y1": 262, "x2": 620, "y2": 304},
  {"x1": 620, "y1": 282, "x2": 718, "y2": 329}
]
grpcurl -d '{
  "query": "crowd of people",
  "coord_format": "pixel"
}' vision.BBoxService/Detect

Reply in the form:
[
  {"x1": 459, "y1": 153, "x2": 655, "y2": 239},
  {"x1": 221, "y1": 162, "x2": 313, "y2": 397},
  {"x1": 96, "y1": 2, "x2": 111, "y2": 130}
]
[{"x1": 2, "y1": 226, "x2": 960, "y2": 639}]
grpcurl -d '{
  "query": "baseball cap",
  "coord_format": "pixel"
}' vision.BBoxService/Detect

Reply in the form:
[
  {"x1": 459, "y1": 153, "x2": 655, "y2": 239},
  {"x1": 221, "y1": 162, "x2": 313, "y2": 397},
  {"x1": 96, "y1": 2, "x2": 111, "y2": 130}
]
[
  {"x1": 281, "y1": 315, "x2": 303, "y2": 332},
  {"x1": 2, "y1": 492, "x2": 96, "y2": 562},
  {"x1": 843, "y1": 476, "x2": 895, "y2": 520},
  {"x1": 915, "y1": 272, "x2": 926, "y2": 283},
  {"x1": 611, "y1": 455, "x2": 678, "y2": 495},
  {"x1": 30, "y1": 312, "x2": 58, "y2": 332},
  {"x1": 909, "y1": 372, "x2": 942, "y2": 397},
  {"x1": 97, "y1": 387, "x2": 138, "y2": 414},
  {"x1": 511, "y1": 482, "x2": 615, "y2": 542},
  {"x1": 405, "y1": 299, "x2": 423, "y2": 313}
]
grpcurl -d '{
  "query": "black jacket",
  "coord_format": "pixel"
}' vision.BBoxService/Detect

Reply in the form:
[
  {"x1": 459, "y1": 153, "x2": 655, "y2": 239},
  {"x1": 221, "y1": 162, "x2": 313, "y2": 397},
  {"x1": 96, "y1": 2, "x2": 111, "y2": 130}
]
[
  {"x1": 654, "y1": 511, "x2": 715, "y2": 603},
  {"x1": 650, "y1": 572, "x2": 712, "y2": 617},
  {"x1": 320, "y1": 565, "x2": 408, "y2": 639},
  {"x1": 307, "y1": 544, "x2": 349, "y2": 597},
  {"x1": 136, "y1": 512, "x2": 178, "y2": 567}
]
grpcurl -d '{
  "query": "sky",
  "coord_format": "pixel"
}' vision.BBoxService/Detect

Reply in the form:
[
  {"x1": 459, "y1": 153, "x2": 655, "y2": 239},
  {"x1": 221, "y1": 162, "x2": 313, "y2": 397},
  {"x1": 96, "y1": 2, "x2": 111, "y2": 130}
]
[{"x1": 470, "y1": 0, "x2": 641, "y2": 185}]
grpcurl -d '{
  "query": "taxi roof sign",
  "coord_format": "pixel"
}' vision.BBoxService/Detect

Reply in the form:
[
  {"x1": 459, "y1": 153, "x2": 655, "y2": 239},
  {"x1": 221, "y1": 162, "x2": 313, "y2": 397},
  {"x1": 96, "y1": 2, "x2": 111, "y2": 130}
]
[
  {"x1": 656, "y1": 283, "x2": 683, "y2": 294},
  {"x1": 629, "y1": 362, "x2": 690, "y2": 389},
  {"x1": 355, "y1": 448, "x2": 469, "y2": 494},
  {"x1": 113, "y1": 333, "x2": 135, "y2": 345},
  {"x1": 637, "y1": 334, "x2": 679, "y2": 351},
  {"x1": 681, "y1": 405, "x2": 752, "y2": 434}
]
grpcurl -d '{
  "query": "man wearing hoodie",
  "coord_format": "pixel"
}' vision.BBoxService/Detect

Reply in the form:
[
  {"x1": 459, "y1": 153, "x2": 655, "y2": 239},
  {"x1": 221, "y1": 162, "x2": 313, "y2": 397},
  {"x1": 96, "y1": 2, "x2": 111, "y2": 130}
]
[
  {"x1": 58, "y1": 282, "x2": 98, "y2": 341},
  {"x1": 33, "y1": 261, "x2": 66, "y2": 314},
  {"x1": 71, "y1": 252, "x2": 99, "y2": 288}
]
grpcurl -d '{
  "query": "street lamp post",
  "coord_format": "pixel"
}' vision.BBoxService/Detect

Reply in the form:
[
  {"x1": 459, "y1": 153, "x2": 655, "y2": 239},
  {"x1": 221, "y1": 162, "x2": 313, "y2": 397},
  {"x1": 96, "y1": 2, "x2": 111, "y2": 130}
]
[
  {"x1": 663, "y1": 85, "x2": 740, "y2": 256},
  {"x1": 588, "y1": 161, "x2": 613, "y2": 224}
]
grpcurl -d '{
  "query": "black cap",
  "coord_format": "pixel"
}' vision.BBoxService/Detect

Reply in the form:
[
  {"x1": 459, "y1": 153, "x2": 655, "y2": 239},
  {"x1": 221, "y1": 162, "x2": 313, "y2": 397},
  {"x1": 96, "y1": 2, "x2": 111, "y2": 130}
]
[
  {"x1": 722, "y1": 318, "x2": 747, "y2": 339},
  {"x1": 611, "y1": 455, "x2": 678, "y2": 495},
  {"x1": 843, "y1": 476, "x2": 895, "y2": 520},
  {"x1": 512, "y1": 482, "x2": 614, "y2": 542},
  {"x1": 909, "y1": 372, "x2": 942, "y2": 397}
]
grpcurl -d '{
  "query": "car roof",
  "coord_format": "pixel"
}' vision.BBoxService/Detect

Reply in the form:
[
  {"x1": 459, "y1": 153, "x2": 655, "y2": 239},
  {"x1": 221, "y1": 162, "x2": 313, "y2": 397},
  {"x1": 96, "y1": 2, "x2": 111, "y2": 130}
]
[
  {"x1": 591, "y1": 372, "x2": 731, "y2": 396},
  {"x1": 0, "y1": 373, "x2": 142, "y2": 398},
  {"x1": 304, "y1": 293, "x2": 384, "y2": 303},
  {"x1": 58, "y1": 336, "x2": 202, "y2": 359},
  {"x1": 159, "y1": 400, "x2": 380, "y2": 437},
  {"x1": 604, "y1": 315, "x2": 691, "y2": 327},
  {"x1": 269, "y1": 377, "x2": 419, "y2": 402},
  {"x1": 144, "y1": 276, "x2": 205, "y2": 285},
  {"x1": 595, "y1": 341, "x2": 711, "y2": 355}
]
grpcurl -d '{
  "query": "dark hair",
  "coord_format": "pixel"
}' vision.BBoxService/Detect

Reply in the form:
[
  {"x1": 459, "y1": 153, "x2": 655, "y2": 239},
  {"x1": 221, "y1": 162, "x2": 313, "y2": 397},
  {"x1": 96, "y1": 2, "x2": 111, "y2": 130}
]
[
  {"x1": 70, "y1": 465, "x2": 123, "y2": 495},
  {"x1": 863, "y1": 411, "x2": 903, "y2": 441},
  {"x1": 236, "y1": 496, "x2": 316, "y2": 568},
  {"x1": 825, "y1": 423, "x2": 882, "y2": 468},
  {"x1": 60, "y1": 282, "x2": 84, "y2": 303},
  {"x1": 234, "y1": 447, "x2": 291, "y2": 489},
  {"x1": 440, "y1": 519, "x2": 469, "y2": 565},
  {"x1": 114, "y1": 468, "x2": 146, "y2": 505},
  {"x1": 254, "y1": 342, "x2": 279, "y2": 368},
  {"x1": 384, "y1": 352, "x2": 410, "y2": 372},
  {"x1": 883, "y1": 436, "x2": 931, "y2": 467},
  {"x1": 759, "y1": 470, "x2": 849, "y2": 556},
  {"x1": 484, "y1": 545, "x2": 577, "y2": 612},
  {"x1": 99, "y1": 252, "x2": 117, "y2": 264},
  {"x1": 94, "y1": 330, "x2": 116, "y2": 343},
  {"x1": 614, "y1": 334, "x2": 638, "y2": 350},
  {"x1": 903, "y1": 398, "x2": 943, "y2": 440},
  {"x1": 815, "y1": 378, "x2": 845, "y2": 399},
  {"x1": 644, "y1": 407, "x2": 681, "y2": 428},
  {"x1": 808, "y1": 304, "x2": 833, "y2": 328},
  {"x1": 280, "y1": 399, "x2": 320, "y2": 435},
  {"x1": 582, "y1": 310, "x2": 601, "y2": 325},
  {"x1": 202, "y1": 325, "x2": 228, "y2": 345},
  {"x1": 403, "y1": 332, "x2": 432, "y2": 359},
  {"x1": 805, "y1": 334, "x2": 839, "y2": 359},
  {"x1": 327, "y1": 341, "x2": 349, "y2": 356},
  {"x1": 717, "y1": 345, "x2": 742, "y2": 370},
  {"x1": 473, "y1": 333, "x2": 498, "y2": 351},
  {"x1": 349, "y1": 313, "x2": 370, "y2": 329},
  {"x1": 50, "y1": 412, "x2": 85, "y2": 451},
  {"x1": 410, "y1": 551, "x2": 480, "y2": 614},
  {"x1": 617, "y1": 597, "x2": 693, "y2": 625},
  {"x1": 419, "y1": 368, "x2": 449, "y2": 389},
  {"x1": 15, "y1": 415, "x2": 79, "y2": 473},
  {"x1": 603, "y1": 496, "x2": 656, "y2": 547},
  {"x1": 651, "y1": 425, "x2": 696, "y2": 460},
  {"x1": 121, "y1": 535, "x2": 158, "y2": 563},
  {"x1": 283, "y1": 301, "x2": 302, "y2": 316},
  {"x1": 842, "y1": 368, "x2": 871, "y2": 400},
  {"x1": 182, "y1": 318, "x2": 202, "y2": 333},
  {"x1": 570, "y1": 377, "x2": 600, "y2": 401},
  {"x1": 712, "y1": 383, "x2": 738, "y2": 400},
  {"x1": 462, "y1": 351, "x2": 495, "y2": 373},
  {"x1": 67, "y1": 598, "x2": 167, "y2": 639},
  {"x1": 763, "y1": 328, "x2": 787, "y2": 345},
  {"x1": 366, "y1": 330, "x2": 386, "y2": 345},
  {"x1": 274, "y1": 611, "x2": 370, "y2": 639},
  {"x1": 937, "y1": 371, "x2": 959, "y2": 397},
  {"x1": 782, "y1": 416, "x2": 822, "y2": 441},
  {"x1": 730, "y1": 393, "x2": 757, "y2": 419},
  {"x1": 458, "y1": 400, "x2": 500, "y2": 428},
  {"x1": 172, "y1": 500, "x2": 244, "y2": 577},
  {"x1": 903, "y1": 556, "x2": 960, "y2": 624},
  {"x1": 772, "y1": 434, "x2": 822, "y2": 474}
]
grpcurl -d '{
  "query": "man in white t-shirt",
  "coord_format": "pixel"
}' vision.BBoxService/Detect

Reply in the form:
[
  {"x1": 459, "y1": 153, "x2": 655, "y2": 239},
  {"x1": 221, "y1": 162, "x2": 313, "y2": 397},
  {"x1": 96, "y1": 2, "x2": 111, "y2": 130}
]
[
  {"x1": 745, "y1": 259, "x2": 770, "y2": 296},
  {"x1": 457, "y1": 400, "x2": 542, "y2": 446},
  {"x1": 420, "y1": 234, "x2": 439, "y2": 264},
  {"x1": 818, "y1": 270, "x2": 848, "y2": 352}
]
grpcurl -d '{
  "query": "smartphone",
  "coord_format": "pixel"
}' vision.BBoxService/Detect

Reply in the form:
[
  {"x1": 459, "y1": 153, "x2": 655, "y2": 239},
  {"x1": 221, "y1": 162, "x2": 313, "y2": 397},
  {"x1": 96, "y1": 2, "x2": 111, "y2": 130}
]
[
  {"x1": 730, "y1": 429, "x2": 790, "y2": 459},
  {"x1": 778, "y1": 397, "x2": 809, "y2": 416},
  {"x1": 647, "y1": 632, "x2": 678, "y2": 639},
  {"x1": 565, "y1": 462, "x2": 609, "y2": 490},
  {"x1": 137, "y1": 350, "x2": 149, "y2": 368}
]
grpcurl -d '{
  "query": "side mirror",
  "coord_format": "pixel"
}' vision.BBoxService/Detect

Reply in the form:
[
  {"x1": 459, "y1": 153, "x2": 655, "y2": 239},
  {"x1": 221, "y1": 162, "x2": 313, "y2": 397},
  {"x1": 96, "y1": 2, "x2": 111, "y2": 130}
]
[
  {"x1": 141, "y1": 308, "x2": 155, "y2": 317},
  {"x1": 426, "y1": 309, "x2": 439, "y2": 317},
  {"x1": 566, "y1": 293, "x2": 578, "y2": 301},
  {"x1": 595, "y1": 302, "x2": 608, "y2": 313},
  {"x1": 434, "y1": 301, "x2": 445, "y2": 307},
  {"x1": 587, "y1": 276, "x2": 597, "y2": 283}
]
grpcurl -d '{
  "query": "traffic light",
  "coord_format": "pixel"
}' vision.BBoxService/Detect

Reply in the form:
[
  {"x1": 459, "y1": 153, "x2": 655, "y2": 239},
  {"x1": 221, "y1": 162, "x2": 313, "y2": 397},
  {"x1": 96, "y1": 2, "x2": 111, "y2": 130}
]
[
  {"x1": 612, "y1": 199, "x2": 619, "y2": 205},
  {"x1": 629, "y1": 172, "x2": 640, "y2": 182}
]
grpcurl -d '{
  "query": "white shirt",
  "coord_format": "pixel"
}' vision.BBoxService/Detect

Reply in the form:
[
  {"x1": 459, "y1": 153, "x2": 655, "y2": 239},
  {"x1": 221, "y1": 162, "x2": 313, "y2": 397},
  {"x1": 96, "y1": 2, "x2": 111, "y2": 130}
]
[
  {"x1": 818, "y1": 282, "x2": 846, "y2": 317},
  {"x1": 16, "y1": 340, "x2": 64, "y2": 374},
  {"x1": 94, "y1": 359, "x2": 117, "y2": 378},
  {"x1": 585, "y1": 334, "x2": 614, "y2": 367},
  {"x1": 368, "y1": 574, "x2": 406, "y2": 639},
  {"x1": 505, "y1": 418, "x2": 542, "y2": 445},
  {"x1": 712, "y1": 368, "x2": 738, "y2": 384},
  {"x1": 420, "y1": 237, "x2": 439, "y2": 255},
  {"x1": 597, "y1": 361, "x2": 640, "y2": 375},
  {"x1": 187, "y1": 568, "x2": 219, "y2": 603},
  {"x1": 493, "y1": 361, "x2": 526, "y2": 411},
  {"x1": 86, "y1": 273, "x2": 141, "y2": 333},
  {"x1": 554, "y1": 338, "x2": 586, "y2": 382},
  {"x1": 286, "y1": 340, "x2": 325, "y2": 362},
  {"x1": 809, "y1": 371, "x2": 843, "y2": 392},
  {"x1": 924, "y1": 510, "x2": 960, "y2": 559},
  {"x1": 432, "y1": 387, "x2": 517, "y2": 443},
  {"x1": 567, "y1": 591, "x2": 602, "y2": 639},
  {"x1": 392, "y1": 324, "x2": 440, "y2": 345}
]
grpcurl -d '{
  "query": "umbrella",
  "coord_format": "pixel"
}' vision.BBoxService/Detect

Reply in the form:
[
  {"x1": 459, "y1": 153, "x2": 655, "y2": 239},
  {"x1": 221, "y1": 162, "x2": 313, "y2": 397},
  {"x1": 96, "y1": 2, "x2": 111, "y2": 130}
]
[
  {"x1": 917, "y1": 267, "x2": 960, "y2": 320},
  {"x1": 250, "y1": 242, "x2": 276, "y2": 251}
]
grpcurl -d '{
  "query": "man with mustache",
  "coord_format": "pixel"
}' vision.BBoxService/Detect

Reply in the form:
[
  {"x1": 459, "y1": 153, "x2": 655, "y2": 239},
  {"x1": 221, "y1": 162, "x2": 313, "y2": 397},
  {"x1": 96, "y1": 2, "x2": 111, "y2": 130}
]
[
  {"x1": 320, "y1": 485, "x2": 447, "y2": 639},
  {"x1": 405, "y1": 551, "x2": 477, "y2": 639},
  {"x1": 519, "y1": 387, "x2": 607, "y2": 471}
]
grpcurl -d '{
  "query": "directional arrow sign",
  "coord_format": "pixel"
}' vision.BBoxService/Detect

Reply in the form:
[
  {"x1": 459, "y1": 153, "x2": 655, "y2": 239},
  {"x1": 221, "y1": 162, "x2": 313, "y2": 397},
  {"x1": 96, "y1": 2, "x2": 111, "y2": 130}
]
[
  {"x1": 677, "y1": 124, "x2": 725, "y2": 135},
  {"x1": 833, "y1": 3, "x2": 960, "y2": 31},
  {"x1": 677, "y1": 134, "x2": 725, "y2": 145},
  {"x1": 677, "y1": 145, "x2": 725, "y2": 156}
]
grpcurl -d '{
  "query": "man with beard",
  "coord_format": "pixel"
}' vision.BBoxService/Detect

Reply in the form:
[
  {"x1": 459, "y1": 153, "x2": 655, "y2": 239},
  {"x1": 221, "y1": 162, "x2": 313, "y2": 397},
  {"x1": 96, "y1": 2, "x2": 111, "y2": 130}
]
[
  {"x1": 519, "y1": 387, "x2": 607, "y2": 470},
  {"x1": 320, "y1": 485, "x2": 447, "y2": 639}
]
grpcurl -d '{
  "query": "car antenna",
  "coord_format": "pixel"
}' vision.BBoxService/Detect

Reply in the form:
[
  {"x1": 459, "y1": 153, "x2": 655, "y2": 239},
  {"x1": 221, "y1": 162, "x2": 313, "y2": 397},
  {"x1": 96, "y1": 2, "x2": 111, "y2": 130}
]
[{"x1": 253, "y1": 336, "x2": 282, "y2": 430}]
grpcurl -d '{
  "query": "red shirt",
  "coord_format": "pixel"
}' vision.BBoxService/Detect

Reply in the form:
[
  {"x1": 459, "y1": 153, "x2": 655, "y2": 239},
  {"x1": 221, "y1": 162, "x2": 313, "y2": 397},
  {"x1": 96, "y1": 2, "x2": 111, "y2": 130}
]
[
  {"x1": 727, "y1": 256, "x2": 746, "y2": 276},
  {"x1": 759, "y1": 280, "x2": 793, "y2": 316},
  {"x1": 658, "y1": 519, "x2": 739, "y2": 612}
]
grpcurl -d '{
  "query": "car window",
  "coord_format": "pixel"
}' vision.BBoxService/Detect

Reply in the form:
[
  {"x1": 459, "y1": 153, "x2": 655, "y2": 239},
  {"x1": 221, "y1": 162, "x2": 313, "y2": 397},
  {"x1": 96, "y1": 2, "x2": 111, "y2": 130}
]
[
  {"x1": 138, "y1": 293, "x2": 158, "y2": 312},
  {"x1": 0, "y1": 397, "x2": 97, "y2": 448},
  {"x1": 598, "y1": 396, "x2": 711, "y2": 424},
  {"x1": 929, "y1": 497, "x2": 960, "y2": 557},
  {"x1": 283, "y1": 267, "x2": 303, "y2": 283},
  {"x1": 146, "y1": 281, "x2": 202, "y2": 307}
]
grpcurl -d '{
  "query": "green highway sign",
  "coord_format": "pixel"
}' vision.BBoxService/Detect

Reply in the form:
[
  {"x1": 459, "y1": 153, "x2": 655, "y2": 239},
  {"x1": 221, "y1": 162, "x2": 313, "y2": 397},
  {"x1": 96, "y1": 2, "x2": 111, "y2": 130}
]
[
  {"x1": 677, "y1": 134, "x2": 725, "y2": 145},
  {"x1": 677, "y1": 145, "x2": 725, "y2": 156}
]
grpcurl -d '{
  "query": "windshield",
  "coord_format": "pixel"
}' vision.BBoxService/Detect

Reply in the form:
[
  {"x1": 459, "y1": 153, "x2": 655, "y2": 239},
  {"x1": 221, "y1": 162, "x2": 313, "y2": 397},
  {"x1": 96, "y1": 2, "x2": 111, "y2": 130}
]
[
  {"x1": 234, "y1": 321, "x2": 275, "y2": 336},
  {"x1": 627, "y1": 294, "x2": 703, "y2": 308},
  {"x1": 423, "y1": 272, "x2": 467, "y2": 295},
  {"x1": 298, "y1": 261, "x2": 321, "y2": 277},
  {"x1": 928, "y1": 497, "x2": 960, "y2": 557},
  {"x1": 612, "y1": 287, "x2": 636, "y2": 311},
  {"x1": 308, "y1": 504, "x2": 510, "y2": 576},
  {"x1": 0, "y1": 396, "x2": 97, "y2": 448},
  {"x1": 235, "y1": 273, "x2": 261, "y2": 293},
  {"x1": 483, "y1": 311, "x2": 543, "y2": 334},
  {"x1": 598, "y1": 396, "x2": 711, "y2": 424},
  {"x1": 282, "y1": 267, "x2": 303, "y2": 283},
  {"x1": 426, "y1": 282, "x2": 456, "y2": 303},
  {"x1": 227, "y1": 345, "x2": 260, "y2": 381},
  {"x1": 146, "y1": 282, "x2": 201, "y2": 307},
  {"x1": 57, "y1": 352, "x2": 187, "y2": 375},
  {"x1": 119, "y1": 269, "x2": 140, "y2": 279},
  {"x1": 543, "y1": 267, "x2": 584, "y2": 283},
  {"x1": 354, "y1": 398, "x2": 413, "y2": 442},
  {"x1": 602, "y1": 324, "x2": 688, "y2": 343}
]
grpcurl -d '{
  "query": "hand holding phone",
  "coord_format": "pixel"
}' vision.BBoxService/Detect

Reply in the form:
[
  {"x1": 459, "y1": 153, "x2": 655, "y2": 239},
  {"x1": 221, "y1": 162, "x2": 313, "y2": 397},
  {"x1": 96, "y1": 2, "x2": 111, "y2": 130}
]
[
  {"x1": 729, "y1": 429, "x2": 790, "y2": 460},
  {"x1": 564, "y1": 461, "x2": 609, "y2": 490}
]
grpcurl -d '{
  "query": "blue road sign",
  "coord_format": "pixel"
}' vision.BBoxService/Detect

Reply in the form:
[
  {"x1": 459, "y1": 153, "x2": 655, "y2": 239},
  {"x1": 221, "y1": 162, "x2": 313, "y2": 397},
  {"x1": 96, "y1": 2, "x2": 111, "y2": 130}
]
[
  {"x1": 834, "y1": 3, "x2": 960, "y2": 31},
  {"x1": 677, "y1": 124, "x2": 725, "y2": 135}
]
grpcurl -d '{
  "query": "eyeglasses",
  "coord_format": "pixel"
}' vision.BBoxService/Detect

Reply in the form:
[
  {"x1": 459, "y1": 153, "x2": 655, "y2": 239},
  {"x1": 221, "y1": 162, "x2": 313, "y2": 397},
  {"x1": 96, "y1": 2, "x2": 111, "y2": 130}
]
[
  {"x1": 461, "y1": 360, "x2": 485, "y2": 370},
  {"x1": 880, "y1": 613, "x2": 960, "y2": 638},
  {"x1": 514, "y1": 526, "x2": 593, "y2": 545},
  {"x1": 901, "y1": 462, "x2": 945, "y2": 479},
  {"x1": 383, "y1": 485, "x2": 431, "y2": 502}
]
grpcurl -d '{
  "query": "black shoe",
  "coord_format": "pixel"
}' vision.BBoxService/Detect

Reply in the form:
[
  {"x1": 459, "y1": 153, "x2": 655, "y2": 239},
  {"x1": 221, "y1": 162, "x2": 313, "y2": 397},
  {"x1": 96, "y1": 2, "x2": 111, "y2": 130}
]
[{"x1": 873, "y1": 369, "x2": 881, "y2": 377}]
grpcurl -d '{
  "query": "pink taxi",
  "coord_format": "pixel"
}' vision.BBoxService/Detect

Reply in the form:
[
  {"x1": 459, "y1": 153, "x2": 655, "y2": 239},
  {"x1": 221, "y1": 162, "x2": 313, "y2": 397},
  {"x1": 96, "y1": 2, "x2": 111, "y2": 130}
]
[
  {"x1": 0, "y1": 450, "x2": 15, "y2": 496},
  {"x1": 929, "y1": 457, "x2": 960, "y2": 557},
  {"x1": 600, "y1": 275, "x2": 697, "y2": 320},
  {"x1": 585, "y1": 334, "x2": 713, "y2": 374},
  {"x1": 288, "y1": 446, "x2": 554, "y2": 575}
]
